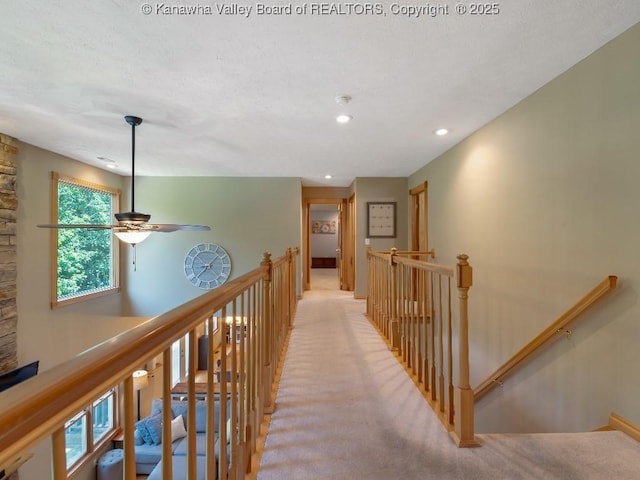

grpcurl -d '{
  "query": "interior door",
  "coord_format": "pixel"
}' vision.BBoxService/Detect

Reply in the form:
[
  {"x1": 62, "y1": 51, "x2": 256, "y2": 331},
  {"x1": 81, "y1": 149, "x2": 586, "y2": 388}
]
[
  {"x1": 410, "y1": 182, "x2": 428, "y2": 254},
  {"x1": 347, "y1": 193, "x2": 355, "y2": 291},
  {"x1": 338, "y1": 199, "x2": 348, "y2": 290}
]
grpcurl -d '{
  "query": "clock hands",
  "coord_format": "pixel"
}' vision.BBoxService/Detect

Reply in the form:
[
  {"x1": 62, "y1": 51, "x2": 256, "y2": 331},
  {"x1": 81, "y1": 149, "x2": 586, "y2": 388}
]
[
  {"x1": 185, "y1": 243, "x2": 231, "y2": 290},
  {"x1": 193, "y1": 259, "x2": 219, "y2": 281}
]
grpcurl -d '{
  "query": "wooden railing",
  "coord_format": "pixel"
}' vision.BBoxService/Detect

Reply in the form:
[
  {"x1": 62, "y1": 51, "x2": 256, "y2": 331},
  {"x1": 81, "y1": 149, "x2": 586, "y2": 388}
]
[
  {"x1": 0, "y1": 247, "x2": 299, "y2": 480},
  {"x1": 366, "y1": 248, "x2": 478, "y2": 447},
  {"x1": 474, "y1": 275, "x2": 617, "y2": 402}
]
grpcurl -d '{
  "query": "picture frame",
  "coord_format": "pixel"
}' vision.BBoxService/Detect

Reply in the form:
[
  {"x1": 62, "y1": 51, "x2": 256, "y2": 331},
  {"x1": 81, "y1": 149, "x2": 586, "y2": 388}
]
[
  {"x1": 311, "y1": 220, "x2": 337, "y2": 234},
  {"x1": 366, "y1": 202, "x2": 396, "y2": 238}
]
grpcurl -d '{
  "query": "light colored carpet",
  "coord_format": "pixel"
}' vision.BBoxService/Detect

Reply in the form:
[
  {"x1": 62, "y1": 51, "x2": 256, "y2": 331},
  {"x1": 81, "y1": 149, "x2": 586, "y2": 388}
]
[{"x1": 257, "y1": 272, "x2": 640, "y2": 479}]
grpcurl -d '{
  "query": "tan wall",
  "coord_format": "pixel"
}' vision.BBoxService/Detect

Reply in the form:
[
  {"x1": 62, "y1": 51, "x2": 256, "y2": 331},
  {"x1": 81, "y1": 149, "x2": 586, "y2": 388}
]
[
  {"x1": 409, "y1": 23, "x2": 640, "y2": 433},
  {"x1": 16, "y1": 143, "x2": 150, "y2": 480},
  {"x1": 353, "y1": 177, "x2": 409, "y2": 297}
]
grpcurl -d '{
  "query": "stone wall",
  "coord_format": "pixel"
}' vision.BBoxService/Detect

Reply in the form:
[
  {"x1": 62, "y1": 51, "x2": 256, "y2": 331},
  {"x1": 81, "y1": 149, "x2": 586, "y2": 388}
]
[
  {"x1": 0, "y1": 133, "x2": 18, "y2": 479},
  {"x1": 0, "y1": 133, "x2": 18, "y2": 374}
]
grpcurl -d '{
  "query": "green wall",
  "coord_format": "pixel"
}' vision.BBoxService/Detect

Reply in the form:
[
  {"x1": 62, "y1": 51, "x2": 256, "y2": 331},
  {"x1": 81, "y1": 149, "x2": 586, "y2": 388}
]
[
  {"x1": 122, "y1": 176, "x2": 302, "y2": 315},
  {"x1": 409, "y1": 23, "x2": 640, "y2": 433}
]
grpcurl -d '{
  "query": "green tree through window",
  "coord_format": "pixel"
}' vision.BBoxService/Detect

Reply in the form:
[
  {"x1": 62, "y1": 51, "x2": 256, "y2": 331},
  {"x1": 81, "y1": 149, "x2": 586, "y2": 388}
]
[{"x1": 52, "y1": 174, "x2": 120, "y2": 306}]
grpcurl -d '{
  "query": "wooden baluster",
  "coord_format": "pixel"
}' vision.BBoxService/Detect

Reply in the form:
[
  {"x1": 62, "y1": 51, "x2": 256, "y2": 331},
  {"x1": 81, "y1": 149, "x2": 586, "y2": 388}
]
[
  {"x1": 261, "y1": 252, "x2": 274, "y2": 414},
  {"x1": 438, "y1": 274, "x2": 445, "y2": 413},
  {"x1": 187, "y1": 329, "x2": 197, "y2": 479},
  {"x1": 422, "y1": 269, "x2": 430, "y2": 394},
  {"x1": 122, "y1": 375, "x2": 136, "y2": 480},
  {"x1": 451, "y1": 254, "x2": 479, "y2": 447},
  {"x1": 205, "y1": 321, "x2": 216, "y2": 480},
  {"x1": 400, "y1": 262, "x2": 406, "y2": 362},
  {"x1": 424, "y1": 268, "x2": 432, "y2": 393},
  {"x1": 162, "y1": 350, "x2": 173, "y2": 480},
  {"x1": 411, "y1": 264, "x2": 417, "y2": 372},
  {"x1": 384, "y1": 258, "x2": 388, "y2": 335},
  {"x1": 405, "y1": 265, "x2": 410, "y2": 364},
  {"x1": 239, "y1": 292, "x2": 247, "y2": 474},
  {"x1": 220, "y1": 306, "x2": 228, "y2": 479},
  {"x1": 390, "y1": 248, "x2": 400, "y2": 351},
  {"x1": 447, "y1": 277, "x2": 454, "y2": 426},
  {"x1": 231, "y1": 301, "x2": 238, "y2": 476},
  {"x1": 51, "y1": 427, "x2": 66, "y2": 480},
  {"x1": 416, "y1": 269, "x2": 424, "y2": 382},
  {"x1": 429, "y1": 271, "x2": 436, "y2": 402},
  {"x1": 247, "y1": 286, "x2": 261, "y2": 454}
]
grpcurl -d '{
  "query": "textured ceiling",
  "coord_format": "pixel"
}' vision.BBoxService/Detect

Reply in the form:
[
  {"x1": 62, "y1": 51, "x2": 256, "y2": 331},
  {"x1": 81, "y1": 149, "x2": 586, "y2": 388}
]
[{"x1": 1, "y1": 2, "x2": 639, "y2": 186}]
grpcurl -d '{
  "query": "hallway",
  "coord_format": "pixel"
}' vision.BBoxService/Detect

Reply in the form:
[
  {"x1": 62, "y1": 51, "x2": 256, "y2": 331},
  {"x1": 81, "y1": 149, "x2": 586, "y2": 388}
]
[{"x1": 255, "y1": 270, "x2": 640, "y2": 479}]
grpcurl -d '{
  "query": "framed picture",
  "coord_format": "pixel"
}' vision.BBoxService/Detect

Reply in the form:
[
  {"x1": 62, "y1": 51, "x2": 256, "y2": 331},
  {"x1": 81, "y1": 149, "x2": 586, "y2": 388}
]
[
  {"x1": 311, "y1": 220, "x2": 337, "y2": 234},
  {"x1": 367, "y1": 202, "x2": 396, "y2": 238}
]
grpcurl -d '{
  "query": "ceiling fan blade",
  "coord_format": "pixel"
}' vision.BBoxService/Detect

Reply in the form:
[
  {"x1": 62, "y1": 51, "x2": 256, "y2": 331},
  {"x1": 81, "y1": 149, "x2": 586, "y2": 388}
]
[
  {"x1": 37, "y1": 224, "x2": 114, "y2": 229},
  {"x1": 146, "y1": 224, "x2": 211, "y2": 233}
]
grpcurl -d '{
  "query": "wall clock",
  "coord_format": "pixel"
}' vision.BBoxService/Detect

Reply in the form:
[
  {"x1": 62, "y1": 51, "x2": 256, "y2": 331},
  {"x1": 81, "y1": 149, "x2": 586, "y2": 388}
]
[{"x1": 184, "y1": 243, "x2": 231, "y2": 289}]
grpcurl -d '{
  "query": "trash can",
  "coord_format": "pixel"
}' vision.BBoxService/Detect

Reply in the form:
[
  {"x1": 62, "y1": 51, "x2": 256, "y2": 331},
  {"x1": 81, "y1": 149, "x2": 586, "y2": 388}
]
[{"x1": 96, "y1": 448, "x2": 124, "y2": 480}]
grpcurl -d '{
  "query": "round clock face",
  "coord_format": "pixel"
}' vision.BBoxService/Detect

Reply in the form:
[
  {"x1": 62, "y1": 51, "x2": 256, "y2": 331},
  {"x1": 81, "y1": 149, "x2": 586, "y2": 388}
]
[{"x1": 184, "y1": 243, "x2": 231, "y2": 290}]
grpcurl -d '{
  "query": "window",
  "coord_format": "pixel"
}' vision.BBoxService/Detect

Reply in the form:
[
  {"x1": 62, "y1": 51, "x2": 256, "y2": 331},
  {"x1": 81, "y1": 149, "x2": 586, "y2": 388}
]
[
  {"x1": 51, "y1": 173, "x2": 121, "y2": 307},
  {"x1": 64, "y1": 411, "x2": 87, "y2": 469},
  {"x1": 171, "y1": 332, "x2": 194, "y2": 385},
  {"x1": 65, "y1": 389, "x2": 116, "y2": 473},
  {"x1": 171, "y1": 339, "x2": 182, "y2": 385}
]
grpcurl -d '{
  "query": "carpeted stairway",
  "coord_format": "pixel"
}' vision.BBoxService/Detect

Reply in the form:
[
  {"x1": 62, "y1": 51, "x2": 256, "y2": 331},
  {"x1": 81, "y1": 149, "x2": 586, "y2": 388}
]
[{"x1": 256, "y1": 270, "x2": 640, "y2": 479}]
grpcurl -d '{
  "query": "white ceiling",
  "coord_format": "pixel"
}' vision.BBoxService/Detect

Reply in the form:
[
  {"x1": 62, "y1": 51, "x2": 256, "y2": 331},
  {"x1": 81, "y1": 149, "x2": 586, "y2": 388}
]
[{"x1": 1, "y1": 2, "x2": 639, "y2": 187}]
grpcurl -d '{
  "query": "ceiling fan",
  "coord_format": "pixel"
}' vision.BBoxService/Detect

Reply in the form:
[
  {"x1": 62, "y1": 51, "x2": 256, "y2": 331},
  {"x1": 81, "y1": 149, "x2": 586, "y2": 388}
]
[{"x1": 38, "y1": 115, "x2": 211, "y2": 246}]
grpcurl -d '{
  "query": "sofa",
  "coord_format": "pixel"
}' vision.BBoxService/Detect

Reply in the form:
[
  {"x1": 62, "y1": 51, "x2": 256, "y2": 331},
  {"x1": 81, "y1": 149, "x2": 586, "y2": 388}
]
[{"x1": 133, "y1": 398, "x2": 230, "y2": 476}]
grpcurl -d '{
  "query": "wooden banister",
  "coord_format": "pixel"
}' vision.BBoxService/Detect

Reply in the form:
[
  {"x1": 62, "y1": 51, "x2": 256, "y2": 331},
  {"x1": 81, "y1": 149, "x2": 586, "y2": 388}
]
[
  {"x1": 0, "y1": 247, "x2": 299, "y2": 479},
  {"x1": 608, "y1": 412, "x2": 640, "y2": 442},
  {"x1": 474, "y1": 275, "x2": 618, "y2": 402},
  {"x1": 366, "y1": 249, "x2": 476, "y2": 447}
]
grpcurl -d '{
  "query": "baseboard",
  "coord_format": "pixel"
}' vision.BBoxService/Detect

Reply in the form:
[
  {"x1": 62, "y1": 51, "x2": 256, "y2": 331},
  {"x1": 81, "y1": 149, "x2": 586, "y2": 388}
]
[{"x1": 609, "y1": 412, "x2": 640, "y2": 442}]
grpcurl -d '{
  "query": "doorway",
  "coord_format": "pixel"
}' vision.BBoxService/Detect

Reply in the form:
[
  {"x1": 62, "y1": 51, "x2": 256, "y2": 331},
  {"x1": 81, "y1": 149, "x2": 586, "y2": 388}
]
[
  {"x1": 410, "y1": 182, "x2": 428, "y2": 252},
  {"x1": 309, "y1": 204, "x2": 340, "y2": 290},
  {"x1": 303, "y1": 197, "x2": 353, "y2": 292}
]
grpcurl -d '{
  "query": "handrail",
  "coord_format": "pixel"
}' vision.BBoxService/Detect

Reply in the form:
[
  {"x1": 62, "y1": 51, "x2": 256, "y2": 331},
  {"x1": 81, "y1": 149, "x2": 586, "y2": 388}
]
[
  {"x1": 366, "y1": 248, "x2": 477, "y2": 447},
  {"x1": 0, "y1": 247, "x2": 299, "y2": 479},
  {"x1": 474, "y1": 275, "x2": 618, "y2": 402},
  {"x1": 608, "y1": 412, "x2": 640, "y2": 442}
]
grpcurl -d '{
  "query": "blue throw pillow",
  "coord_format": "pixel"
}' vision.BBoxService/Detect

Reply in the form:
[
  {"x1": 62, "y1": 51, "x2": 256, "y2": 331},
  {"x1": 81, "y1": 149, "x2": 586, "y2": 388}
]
[
  {"x1": 135, "y1": 413, "x2": 163, "y2": 445},
  {"x1": 134, "y1": 428, "x2": 145, "y2": 446},
  {"x1": 150, "y1": 398, "x2": 163, "y2": 416},
  {"x1": 135, "y1": 417, "x2": 153, "y2": 445},
  {"x1": 144, "y1": 413, "x2": 164, "y2": 445}
]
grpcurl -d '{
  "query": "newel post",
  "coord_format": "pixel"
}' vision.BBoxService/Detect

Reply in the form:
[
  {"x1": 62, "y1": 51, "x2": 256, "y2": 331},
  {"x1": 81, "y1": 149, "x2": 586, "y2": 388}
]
[
  {"x1": 287, "y1": 247, "x2": 296, "y2": 326},
  {"x1": 451, "y1": 254, "x2": 479, "y2": 447},
  {"x1": 390, "y1": 248, "x2": 400, "y2": 351},
  {"x1": 261, "y1": 252, "x2": 275, "y2": 414},
  {"x1": 366, "y1": 247, "x2": 372, "y2": 318}
]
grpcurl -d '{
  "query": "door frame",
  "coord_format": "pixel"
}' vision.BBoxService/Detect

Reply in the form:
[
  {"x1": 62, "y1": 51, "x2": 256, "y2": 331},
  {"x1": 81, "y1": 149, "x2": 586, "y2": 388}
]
[
  {"x1": 303, "y1": 197, "x2": 351, "y2": 291},
  {"x1": 410, "y1": 181, "x2": 428, "y2": 252}
]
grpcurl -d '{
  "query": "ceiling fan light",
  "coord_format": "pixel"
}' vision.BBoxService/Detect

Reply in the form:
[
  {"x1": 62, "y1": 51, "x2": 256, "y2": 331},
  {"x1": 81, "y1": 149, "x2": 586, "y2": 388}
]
[{"x1": 114, "y1": 231, "x2": 151, "y2": 245}]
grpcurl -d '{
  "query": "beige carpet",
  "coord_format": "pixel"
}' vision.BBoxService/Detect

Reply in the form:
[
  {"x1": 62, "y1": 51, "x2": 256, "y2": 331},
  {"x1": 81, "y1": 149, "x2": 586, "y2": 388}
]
[{"x1": 256, "y1": 272, "x2": 640, "y2": 479}]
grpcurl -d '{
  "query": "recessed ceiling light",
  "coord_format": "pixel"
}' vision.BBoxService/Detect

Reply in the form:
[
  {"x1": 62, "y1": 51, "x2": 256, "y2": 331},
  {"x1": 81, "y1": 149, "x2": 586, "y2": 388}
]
[
  {"x1": 336, "y1": 114, "x2": 353, "y2": 124},
  {"x1": 434, "y1": 128, "x2": 449, "y2": 136},
  {"x1": 106, "y1": 164, "x2": 117, "y2": 169},
  {"x1": 325, "y1": 174, "x2": 332, "y2": 179}
]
